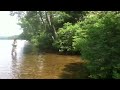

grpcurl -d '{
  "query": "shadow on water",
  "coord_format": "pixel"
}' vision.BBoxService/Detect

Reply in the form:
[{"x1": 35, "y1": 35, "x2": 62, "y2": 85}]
[
  {"x1": 60, "y1": 62, "x2": 89, "y2": 79},
  {"x1": 23, "y1": 44, "x2": 33, "y2": 54},
  {"x1": 22, "y1": 43, "x2": 38, "y2": 55}
]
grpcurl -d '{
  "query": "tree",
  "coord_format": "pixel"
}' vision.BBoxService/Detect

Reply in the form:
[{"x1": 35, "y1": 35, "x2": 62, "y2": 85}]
[
  {"x1": 10, "y1": 11, "x2": 87, "y2": 51},
  {"x1": 80, "y1": 11, "x2": 120, "y2": 79}
]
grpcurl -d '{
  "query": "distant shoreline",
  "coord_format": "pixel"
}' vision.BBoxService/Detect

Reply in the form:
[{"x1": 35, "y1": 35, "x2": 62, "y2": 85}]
[{"x1": 0, "y1": 35, "x2": 19, "y2": 40}]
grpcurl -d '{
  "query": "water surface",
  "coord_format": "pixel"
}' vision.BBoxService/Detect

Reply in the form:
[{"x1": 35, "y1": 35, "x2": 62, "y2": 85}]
[{"x1": 0, "y1": 40, "x2": 87, "y2": 79}]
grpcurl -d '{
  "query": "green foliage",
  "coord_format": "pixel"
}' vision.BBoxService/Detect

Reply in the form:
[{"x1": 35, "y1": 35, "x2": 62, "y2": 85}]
[
  {"x1": 53, "y1": 22, "x2": 79, "y2": 53},
  {"x1": 63, "y1": 11, "x2": 87, "y2": 23},
  {"x1": 80, "y1": 12, "x2": 120, "y2": 79},
  {"x1": 72, "y1": 22, "x2": 88, "y2": 53},
  {"x1": 31, "y1": 32, "x2": 53, "y2": 50},
  {"x1": 11, "y1": 11, "x2": 86, "y2": 51},
  {"x1": 53, "y1": 21, "x2": 88, "y2": 54},
  {"x1": 17, "y1": 11, "x2": 53, "y2": 47}
]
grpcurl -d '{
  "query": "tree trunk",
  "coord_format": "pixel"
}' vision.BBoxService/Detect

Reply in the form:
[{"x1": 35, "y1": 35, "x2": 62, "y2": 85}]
[
  {"x1": 39, "y1": 11, "x2": 46, "y2": 30},
  {"x1": 45, "y1": 11, "x2": 58, "y2": 40}
]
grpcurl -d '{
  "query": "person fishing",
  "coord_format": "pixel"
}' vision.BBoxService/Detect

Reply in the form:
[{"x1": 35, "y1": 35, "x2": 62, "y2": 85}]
[{"x1": 11, "y1": 38, "x2": 17, "y2": 56}]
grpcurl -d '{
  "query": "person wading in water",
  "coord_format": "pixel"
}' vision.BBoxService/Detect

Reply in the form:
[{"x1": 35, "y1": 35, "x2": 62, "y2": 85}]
[{"x1": 11, "y1": 38, "x2": 17, "y2": 56}]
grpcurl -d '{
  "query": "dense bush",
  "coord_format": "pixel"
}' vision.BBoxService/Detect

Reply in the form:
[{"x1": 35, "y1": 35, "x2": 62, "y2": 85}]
[
  {"x1": 53, "y1": 22, "x2": 79, "y2": 53},
  {"x1": 31, "y1": 32, "x2": 53, "y2": 50},
  {"x1": 80, "y1": 12, "x2": 120, "y2": 79},
  {"x1": 72, "y1": 22, "x2": 88, "y2": 53},
  {"x1": 53, "y1": 22, "x2": 89, "y2": 54}
]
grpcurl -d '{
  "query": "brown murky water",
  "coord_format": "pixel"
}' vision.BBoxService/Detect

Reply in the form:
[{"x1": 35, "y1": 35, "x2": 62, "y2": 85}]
[{"x1": 0, "y1": 40, "x2": 88, "y2": 79}]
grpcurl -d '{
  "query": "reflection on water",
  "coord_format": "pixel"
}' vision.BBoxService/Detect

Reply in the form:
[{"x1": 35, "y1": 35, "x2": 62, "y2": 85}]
[
  {"x1": 11, "y1": 55, "x2": 18, "y2": 79},
  {"x1": 0, "y1": 40, "x2": 87, "y2": 79},
  {"x1": 12, "y1": 53, "x2": 17, "y2": 60}
]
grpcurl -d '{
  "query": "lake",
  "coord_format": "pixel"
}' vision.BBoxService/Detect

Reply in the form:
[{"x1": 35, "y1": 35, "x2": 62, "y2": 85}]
[{"x1": 0, "y1": 40, "x2": 87, "y2": 79}]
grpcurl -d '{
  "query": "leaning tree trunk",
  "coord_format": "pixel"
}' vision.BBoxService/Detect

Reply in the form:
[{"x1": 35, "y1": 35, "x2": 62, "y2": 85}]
[{"x1": 45, "y1": 11, "x2": 57, "y2": 41}]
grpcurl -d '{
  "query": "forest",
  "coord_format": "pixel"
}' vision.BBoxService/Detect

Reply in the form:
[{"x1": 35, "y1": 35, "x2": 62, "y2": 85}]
[{"x1": 10, "y1": 11, "x2": 120, "y2": 79}]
